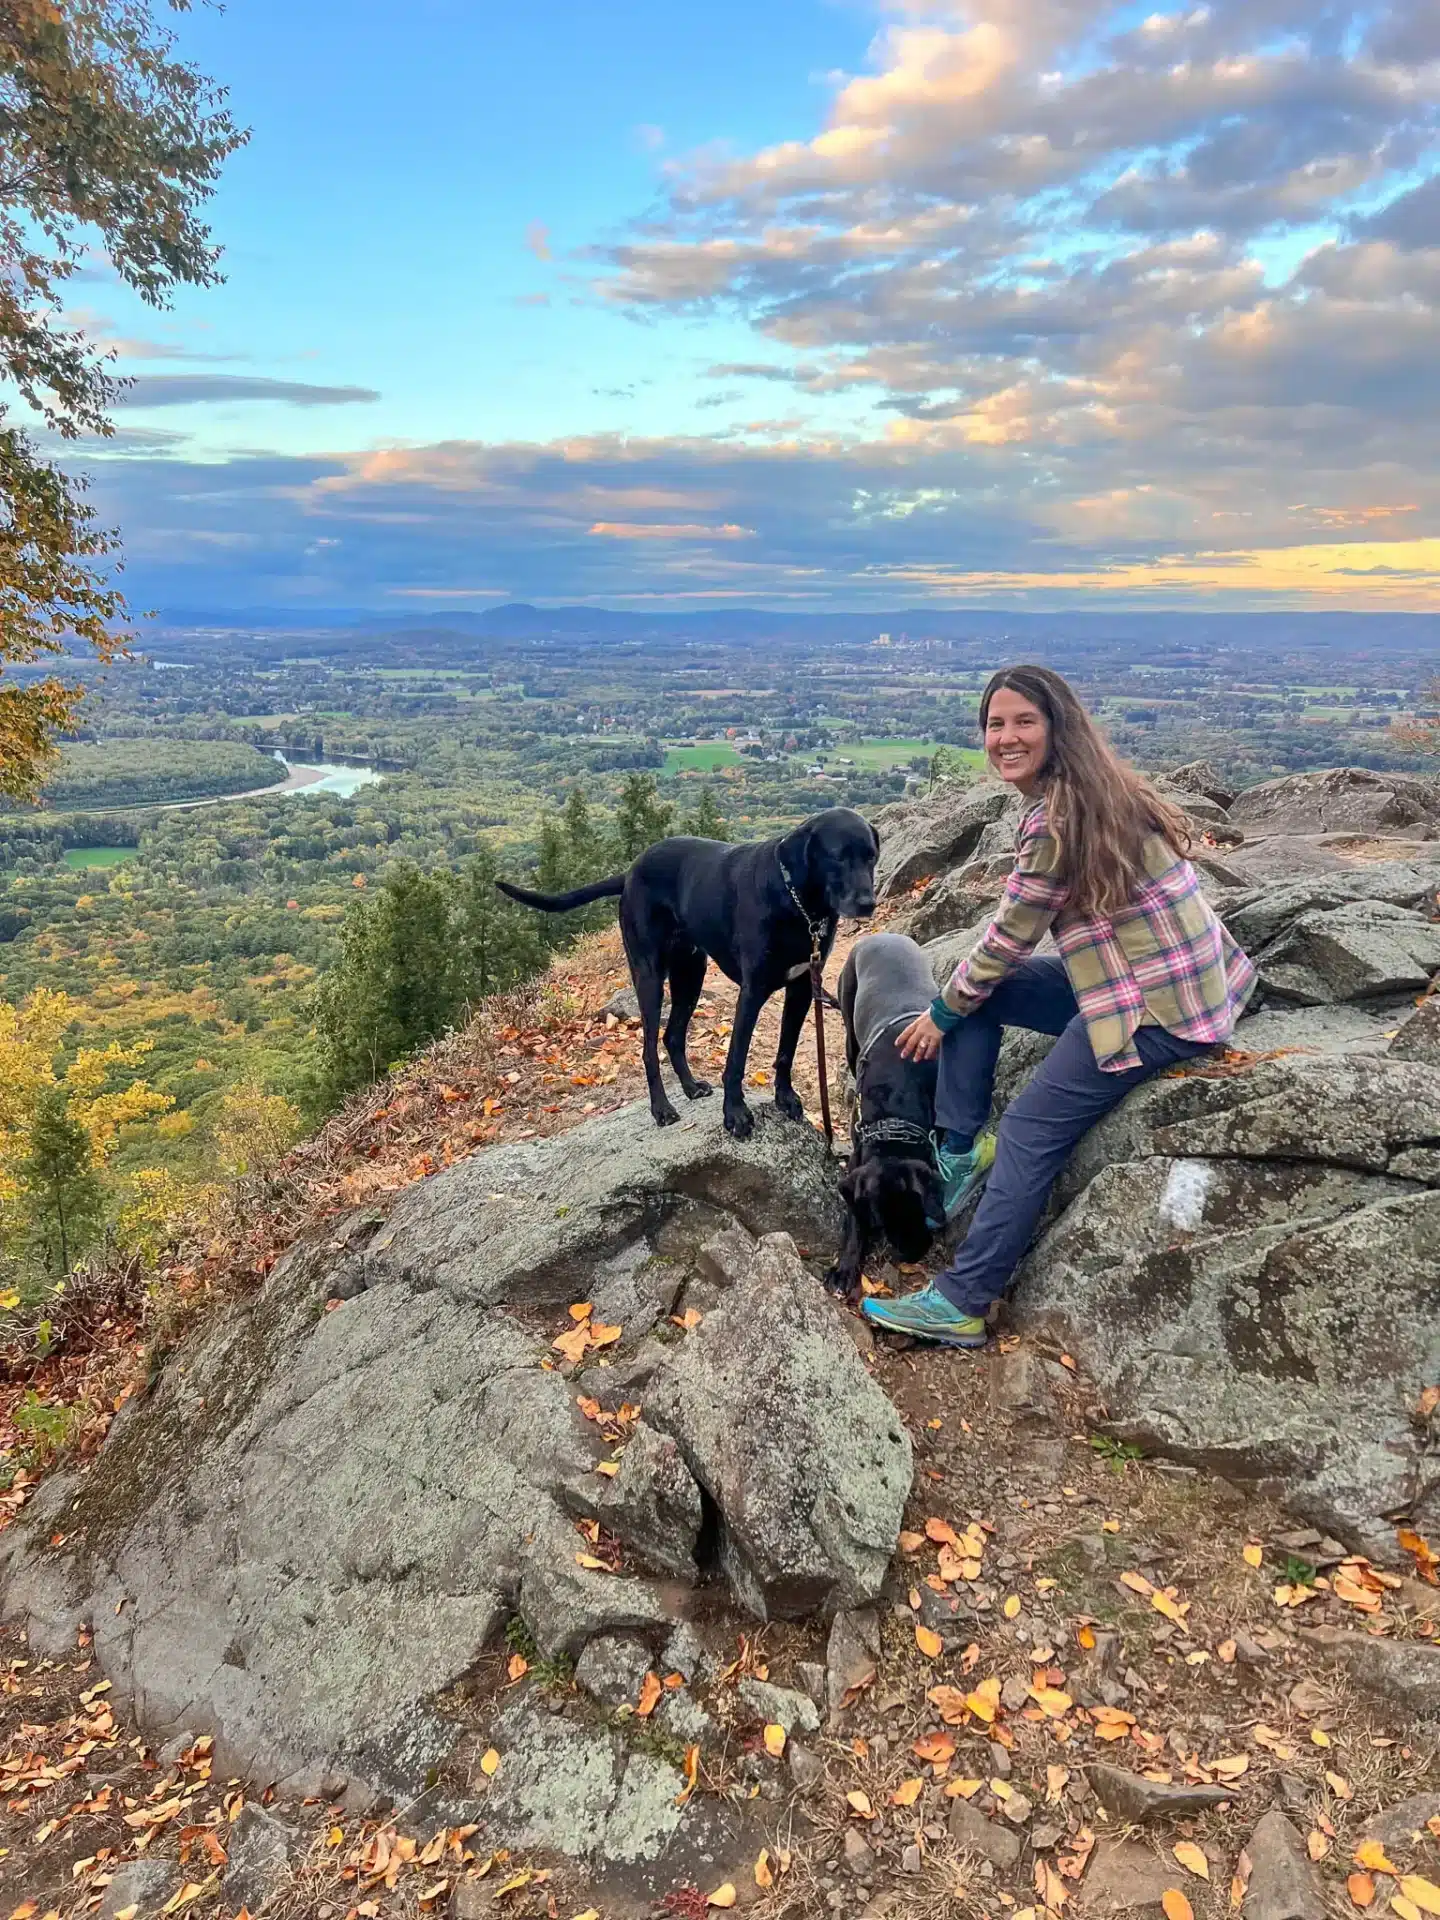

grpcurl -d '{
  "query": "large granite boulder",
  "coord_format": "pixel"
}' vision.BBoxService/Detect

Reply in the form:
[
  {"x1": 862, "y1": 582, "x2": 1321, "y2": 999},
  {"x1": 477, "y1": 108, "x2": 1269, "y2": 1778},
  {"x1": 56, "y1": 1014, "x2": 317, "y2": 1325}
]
[
  {"x1": 1014, "y1": 1055, "x2": 1440, "y2": 1561},
  {"x1": 0, "y1": 1102, "x2": 909, "y2": 1817},
  {"x1": 1228, "y1": 767, "x2": 1440, "y2": 839},
  {"x1": 872, "y1": 779, "x2": 1013, "y2": 898},
  {"x1": 1253, "y1": 900, "x2": 1440, "y2": 1005},
  {"x1": 647, "y1": 1231, "x2": 912, "y2": 1618}
]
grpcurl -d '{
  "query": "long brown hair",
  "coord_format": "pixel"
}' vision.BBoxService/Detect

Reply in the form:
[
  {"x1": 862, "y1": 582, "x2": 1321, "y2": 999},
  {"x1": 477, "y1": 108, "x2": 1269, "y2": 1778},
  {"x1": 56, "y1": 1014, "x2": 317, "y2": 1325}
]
[{"x1": 980, "y1": 664, "x2": 1192, "y2": 917}]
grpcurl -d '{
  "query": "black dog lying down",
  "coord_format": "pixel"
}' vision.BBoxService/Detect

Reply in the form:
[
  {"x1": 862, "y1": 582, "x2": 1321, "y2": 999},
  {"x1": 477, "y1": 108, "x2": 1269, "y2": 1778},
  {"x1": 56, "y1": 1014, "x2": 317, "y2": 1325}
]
[
  {"x1": 827, "y1": 931, "x2": 944, "y2": 1298},
  {"x1": 497, "y1": 808, "x2": 877, "y2": 1139}
]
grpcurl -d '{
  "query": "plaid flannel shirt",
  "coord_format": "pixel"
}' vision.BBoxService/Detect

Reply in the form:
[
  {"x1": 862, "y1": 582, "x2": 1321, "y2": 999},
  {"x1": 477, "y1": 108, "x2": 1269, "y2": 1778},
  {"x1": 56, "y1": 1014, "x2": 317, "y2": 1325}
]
[{"x1": 941, "y1": 800, "x2": 1257, "y2": 1071}]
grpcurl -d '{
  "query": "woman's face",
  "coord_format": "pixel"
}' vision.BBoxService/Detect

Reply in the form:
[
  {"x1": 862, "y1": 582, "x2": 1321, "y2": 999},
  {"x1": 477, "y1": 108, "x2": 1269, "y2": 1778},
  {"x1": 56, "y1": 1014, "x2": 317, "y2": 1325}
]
[{"x1": 984, "y1": 686, "x2": 1050, "y2": 792}]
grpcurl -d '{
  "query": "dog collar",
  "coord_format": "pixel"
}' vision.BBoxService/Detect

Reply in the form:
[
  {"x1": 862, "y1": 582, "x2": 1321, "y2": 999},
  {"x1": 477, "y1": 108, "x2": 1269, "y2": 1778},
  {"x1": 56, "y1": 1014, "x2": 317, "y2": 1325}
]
[
  {"x1": 854, "y1": 1116, "x2": 935, "y2": 1153},
  {"x1": 776, "y1": 854, "x2": 834, "y2": 951}
]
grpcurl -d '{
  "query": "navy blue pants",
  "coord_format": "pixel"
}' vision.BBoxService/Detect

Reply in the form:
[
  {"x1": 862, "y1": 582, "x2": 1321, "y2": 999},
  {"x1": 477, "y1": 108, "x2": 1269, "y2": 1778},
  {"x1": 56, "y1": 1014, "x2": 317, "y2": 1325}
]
[{"x1": 933, "y1": 958, "x2": 1211, "y2": 1317}]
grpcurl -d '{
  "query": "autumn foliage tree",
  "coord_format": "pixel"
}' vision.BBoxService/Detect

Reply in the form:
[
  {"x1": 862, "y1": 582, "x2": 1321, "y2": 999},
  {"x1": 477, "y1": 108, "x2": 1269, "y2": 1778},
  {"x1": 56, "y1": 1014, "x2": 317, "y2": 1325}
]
[
  {"x1": 0, "y1": 0, "x2": 245, "y2": 798},
  {"x1": 1392, "y1": 678, "x2": 1440, "y2": 761},
  {"x1": 0, "y1": 986, "x2": 171, "y2": 1284}
]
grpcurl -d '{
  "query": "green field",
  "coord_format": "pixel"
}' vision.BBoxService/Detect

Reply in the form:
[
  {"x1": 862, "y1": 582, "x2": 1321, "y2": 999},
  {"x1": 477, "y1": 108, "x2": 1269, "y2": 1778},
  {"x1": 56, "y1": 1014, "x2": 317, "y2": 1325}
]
[
  {"x1": 62, "y1": 846, "x2": 136, "y2": 870},
  {"x1": 835, "y1": 738, "x2": 986, "y2": 770},
  {"x1": 663, "y1": 743, "x2": 747, "y2": 772}
]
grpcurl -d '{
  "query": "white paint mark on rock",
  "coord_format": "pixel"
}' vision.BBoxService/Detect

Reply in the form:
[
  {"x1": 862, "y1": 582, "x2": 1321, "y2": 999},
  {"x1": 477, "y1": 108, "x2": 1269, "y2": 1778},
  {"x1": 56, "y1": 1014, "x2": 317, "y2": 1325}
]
[{"x1": 1158, "y1": 1159, "x2": 1213, "y2": 1233}]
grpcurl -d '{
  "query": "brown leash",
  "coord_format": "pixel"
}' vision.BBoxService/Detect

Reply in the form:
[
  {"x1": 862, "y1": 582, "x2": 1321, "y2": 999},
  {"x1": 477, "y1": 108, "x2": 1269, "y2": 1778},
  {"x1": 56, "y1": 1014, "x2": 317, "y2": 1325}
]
[
  {"x1": 778, "y1": 852, "x2": 835, "y2": 1152},
  {"x1": 809, "y1": 932, "x2": 834, "y2": 1150}
]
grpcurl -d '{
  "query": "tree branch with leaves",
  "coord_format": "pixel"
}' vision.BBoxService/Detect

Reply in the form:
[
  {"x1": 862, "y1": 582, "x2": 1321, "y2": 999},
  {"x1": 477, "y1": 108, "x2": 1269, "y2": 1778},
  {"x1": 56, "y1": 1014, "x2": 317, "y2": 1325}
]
[{"x1": 0, "y1": 0, "x2": 245, "y2": 798}]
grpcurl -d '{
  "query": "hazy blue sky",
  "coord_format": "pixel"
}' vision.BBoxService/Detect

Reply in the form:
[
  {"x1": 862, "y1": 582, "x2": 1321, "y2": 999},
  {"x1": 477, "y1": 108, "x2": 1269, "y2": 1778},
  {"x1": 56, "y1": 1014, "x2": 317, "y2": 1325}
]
[{"x1": 63, "y1": 0, "x2": 1440, "y2": 612}]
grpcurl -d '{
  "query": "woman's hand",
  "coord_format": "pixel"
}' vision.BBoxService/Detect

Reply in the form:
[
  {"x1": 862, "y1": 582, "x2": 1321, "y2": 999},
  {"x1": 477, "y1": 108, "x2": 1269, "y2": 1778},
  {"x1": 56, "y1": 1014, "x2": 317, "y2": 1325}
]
[{"x1": 897, "y1": 1011, "x2": 943, "y2": 1062}]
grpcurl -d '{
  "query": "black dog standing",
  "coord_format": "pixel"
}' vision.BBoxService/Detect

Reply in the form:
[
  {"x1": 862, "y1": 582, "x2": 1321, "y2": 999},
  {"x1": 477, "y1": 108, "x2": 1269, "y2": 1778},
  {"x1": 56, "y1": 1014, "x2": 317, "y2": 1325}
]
[
  {"x1": 497, "y1": 807, "x2": 877, "y2": 1139},
  {"x1": 827, "y1": 932, "x2": 945, "y2": 1298}
]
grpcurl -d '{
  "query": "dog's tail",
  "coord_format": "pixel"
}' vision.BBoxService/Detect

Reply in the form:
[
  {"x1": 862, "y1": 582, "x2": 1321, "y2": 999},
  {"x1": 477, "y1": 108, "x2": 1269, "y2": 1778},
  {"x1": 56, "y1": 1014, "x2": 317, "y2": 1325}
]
[{"x1": 494, "y1": 874, "x2": 626, "y2": 912}]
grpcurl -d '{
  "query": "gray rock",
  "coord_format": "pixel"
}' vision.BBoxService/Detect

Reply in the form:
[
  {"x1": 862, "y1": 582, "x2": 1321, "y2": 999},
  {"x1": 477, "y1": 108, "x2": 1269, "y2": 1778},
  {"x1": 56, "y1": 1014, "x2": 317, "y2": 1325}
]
[
  {"x1": 603, "y1": 986, "x2": 644, "y2": 1022},
  {"x1": 1015, "y1": 1053, "x2": 1440, "y2": 1560},
  {"x1": 573, "y1": 1632, "x2": 654, "y2": 1710},
  {"x1": 1242, "y1": 1811, "x2": 1324, "y2": 1920},
  {"x1": 662, "y1": 1622, "x2": 709, "y2": 1683},
  {"x1": 797, "y1": 1660, "x2": 827, "y2": 1707},
  {"x1": 474, "y1": 1697, "x2": 751, "y2": 1890},
  {"x1": 1088, "y1": 1762, "x2": 1235, "y2": 1822},
  {"x1": 1300, "y1": 1627, "x2": 1440, "y2": 1717},
  {"x1": 737, "y1": 1678, "x2": 821, "y2": 1736},
  {"x1": 1222, "y1": 862, "x2": 1440, "y2": 951},
  {"x1": 1360, "y1": 1794, "x2": 1440, "y2": 1855},
  {"x1": 826, "y1": 1608, "x2": 881, "y2": 1724},
  {"x1": 100, "y1": 1861, "x2": 173, "y2": 1920},
  {"x1": 1391, "y1": 995, "x2": 1440, "y2": 1066},
  {"x1": 988, "y1": 1347, "x2": 1061, "y2": 1426},
  {"x1": 844, "y1": 1826, "x2": 877, "y2": 1875},
  {"x1": 1230, "y1": 1002, "x2": 1397, "y2": 1057},
  {"x1": 157, "y1": 1727, "x2": 198, "y2": 1766},
  {"x1": 1077, "y1": 1838, "x2": 1176, "y2": 1912},
  {"x1": 908, "y1": 873, "x2": 1006, "y2": 944},
  {"x1": 646, "y1": 1234, "x2": 913, "y2": 1619},
  {"x1": 566, "y1": 1418, "x2": 704, "y2": 1580},
  {"x1": 1228, "y1": 768, "x2": 1440, "y2": 839},
  {"x1": 788, "y1": 1740, "x2": 826, "y2": 1792},
  {"x1": 947, "y1": 1795, "x2": 1022, "y2": 1868},
  {"x1": 0, "y1": 1100, "x2": 847, "y2": 1804},
  {"x1": 587, "y1": 1241, "x2": 685, "y2": 1345},
  {"x1": 224, "y1": 1803, "x2": 298, "y2": 1914},
  {"x1": 1164, "y1": 760, "x2": 1238, "y2": 809},
  {"x1": 871, "y1": 780, "x2": 1015, "y2": 898},
  {"x1": 370, "y1": 1097, "x2": 844, "y2": 1306},
  {"x1": 1255, "y1": 900, "x2": 1440, "y2": 1005}
]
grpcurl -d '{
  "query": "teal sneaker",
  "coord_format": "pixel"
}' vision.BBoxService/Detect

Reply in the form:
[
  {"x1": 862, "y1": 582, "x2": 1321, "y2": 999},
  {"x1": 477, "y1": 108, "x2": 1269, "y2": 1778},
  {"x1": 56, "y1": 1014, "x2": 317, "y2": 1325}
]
[
  {"x1": 860, "y1": 1284, "x2": 988, "y2": 1348},
  {"x1": 935, "y1": 1130, "x2": 996, "y2": 1220}
]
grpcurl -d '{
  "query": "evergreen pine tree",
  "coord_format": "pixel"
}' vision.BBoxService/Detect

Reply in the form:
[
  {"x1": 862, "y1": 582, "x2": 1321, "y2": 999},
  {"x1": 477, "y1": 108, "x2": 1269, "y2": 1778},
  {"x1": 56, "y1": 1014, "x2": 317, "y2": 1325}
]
[
  {"x1": 452, "y1": 848, "x2": 547, "y2": 1003},
  {"x1": 560, "y1": 786, "x2": 603, "y2": 879},
  {"x1": 682, "y1": 786, "x2": 729, "y2": 841},
  {"x1": 612, "y1": 773, "x2": 675, "y2": 865},
  {"x1": 20, "y1": 1092, "x2": 105, "y2": 1277}
]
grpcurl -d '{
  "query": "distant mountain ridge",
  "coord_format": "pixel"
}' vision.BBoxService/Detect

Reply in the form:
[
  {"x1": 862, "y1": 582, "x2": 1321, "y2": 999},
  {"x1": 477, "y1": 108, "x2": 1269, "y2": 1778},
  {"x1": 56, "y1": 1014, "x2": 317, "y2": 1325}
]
[{"x1": 148, "y1": 602, "x2": 1440, "y2": 652}]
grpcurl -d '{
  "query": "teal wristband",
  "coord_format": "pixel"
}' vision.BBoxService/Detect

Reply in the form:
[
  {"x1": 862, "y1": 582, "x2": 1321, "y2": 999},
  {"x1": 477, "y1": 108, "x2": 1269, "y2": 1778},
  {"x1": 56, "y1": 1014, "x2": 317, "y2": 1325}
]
[{"x1": 929, "y1": 994, "x2": 964, "y2": 1033}]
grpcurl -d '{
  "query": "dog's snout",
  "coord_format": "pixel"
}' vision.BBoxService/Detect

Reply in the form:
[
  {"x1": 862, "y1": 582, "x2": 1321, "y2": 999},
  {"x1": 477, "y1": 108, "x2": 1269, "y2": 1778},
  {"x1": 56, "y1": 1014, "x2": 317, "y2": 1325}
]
[{"x1": 847, "y1": 892, "x2": 876, "y2": 918}]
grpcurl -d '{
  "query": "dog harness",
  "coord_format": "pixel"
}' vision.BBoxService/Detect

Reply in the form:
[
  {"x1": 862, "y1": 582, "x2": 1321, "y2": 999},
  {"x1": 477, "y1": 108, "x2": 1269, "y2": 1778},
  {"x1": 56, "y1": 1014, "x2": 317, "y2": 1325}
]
[{"x1": 853, "y1": 1115, "x2": 934, "y2": 1152}]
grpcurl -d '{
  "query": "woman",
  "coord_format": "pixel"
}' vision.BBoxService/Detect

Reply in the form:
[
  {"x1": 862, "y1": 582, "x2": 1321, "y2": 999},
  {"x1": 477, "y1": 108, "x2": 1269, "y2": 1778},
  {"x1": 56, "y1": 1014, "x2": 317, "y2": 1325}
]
[{"x1": 861, "y1": 665, "x2": 1256, "y2": 1348}]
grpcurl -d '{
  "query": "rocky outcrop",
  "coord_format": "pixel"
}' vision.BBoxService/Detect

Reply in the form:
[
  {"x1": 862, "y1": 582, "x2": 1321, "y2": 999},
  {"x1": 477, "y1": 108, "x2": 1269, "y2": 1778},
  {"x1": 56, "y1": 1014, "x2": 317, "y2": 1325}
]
[
  {"x1": 0, "y1": 1101, "x2": 910, "y2": 1816},
  {"x1": 1014, "y1": 1054, "x2": 1440, "y2": 1560},
  {"x1": 646, "y1": 1232, "x2": 912, "y2": 1618},
  {"x1": 1227, "y1": 767, "x2": 1440, "y2": 839},
  {"x1": 873, "y1": 778, "x2": 1013, "y2": 898}
]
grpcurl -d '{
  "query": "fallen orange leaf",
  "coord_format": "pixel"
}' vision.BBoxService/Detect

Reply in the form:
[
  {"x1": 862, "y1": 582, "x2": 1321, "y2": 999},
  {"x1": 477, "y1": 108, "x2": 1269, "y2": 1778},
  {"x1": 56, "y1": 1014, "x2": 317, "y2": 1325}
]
[
  {"x1": 636, "y1": 1672, "x2": 663, "y2": 1718},
  {"x1": 1350, "y1": 1873, "x2": 1377, "y2": 1908},
  {"x1": 1162, "y1": 1890, "x2": 1195, "y2": 1920},
  {"x1": 893, "y1": 1777, "x2": 924, "y2": 1807},
  {"x1": 762, "y1": 1724, "x2": 786, "y2": 1758},
  {"x1": 915, "y1": 1625, "x2": 943, "y2": 1658},
  {"x1": 1174, "y1": 1842, "x2": 1210, "y2": 1880}
]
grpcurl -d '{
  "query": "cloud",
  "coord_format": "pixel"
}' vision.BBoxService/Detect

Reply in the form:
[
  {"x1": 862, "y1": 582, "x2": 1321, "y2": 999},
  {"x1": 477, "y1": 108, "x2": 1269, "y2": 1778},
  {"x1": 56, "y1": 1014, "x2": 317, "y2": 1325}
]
[
  {"x1": 588, "y1": 520, "x2": 755, "y2": 539},
  {"x1": 114, "y1": 376, "x2": 382, "y2": 409},
  {"x1": 58, "y1": 1, "x2": 1440, "y2": 613},
  {"x1": 71, "y1": 422, "x2": 1440, "y2": 614},
  {"x1": 525, "y1": 221, "x2": 552, "y2": 261}
]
